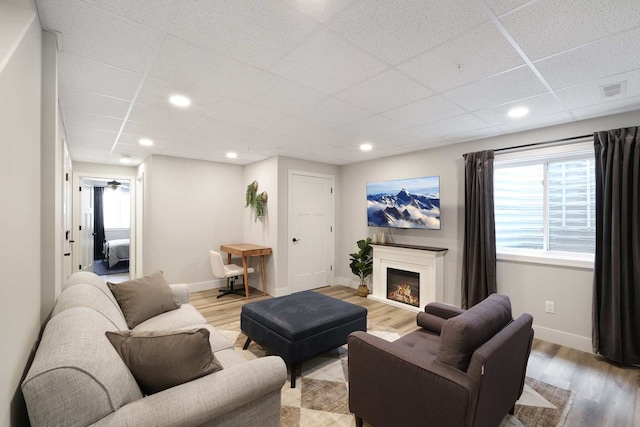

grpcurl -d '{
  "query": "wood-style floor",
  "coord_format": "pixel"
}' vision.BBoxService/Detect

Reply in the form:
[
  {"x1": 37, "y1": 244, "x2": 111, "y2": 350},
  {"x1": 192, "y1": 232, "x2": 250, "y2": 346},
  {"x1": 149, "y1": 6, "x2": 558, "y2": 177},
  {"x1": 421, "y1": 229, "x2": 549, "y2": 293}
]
[{"x1": 191, "y1": 285, "x2": 640, "y2": 427}]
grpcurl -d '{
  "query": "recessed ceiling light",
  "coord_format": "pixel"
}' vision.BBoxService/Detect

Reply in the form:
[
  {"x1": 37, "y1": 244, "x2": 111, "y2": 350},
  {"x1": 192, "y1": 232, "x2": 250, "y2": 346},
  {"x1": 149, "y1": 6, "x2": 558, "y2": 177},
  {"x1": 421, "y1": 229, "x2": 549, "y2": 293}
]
[
  {"x1": 226, "y1": 152, "x2": 238, "y2": 159},
  {"x1": 169, "y1": 95, "x2": 191, "y2": 107},
  {"x1": 139, "y1": 138, "x2": 153, "y2": 146},
  {"x1": 119, "y1": 155, "x2": 131, "y2": 164},
  {"x1": 507, "y1": 106, "x2": 529, "y2": 118},
  {"x1": 360, "y1": 143, "x2": 373, "y2": 152}
]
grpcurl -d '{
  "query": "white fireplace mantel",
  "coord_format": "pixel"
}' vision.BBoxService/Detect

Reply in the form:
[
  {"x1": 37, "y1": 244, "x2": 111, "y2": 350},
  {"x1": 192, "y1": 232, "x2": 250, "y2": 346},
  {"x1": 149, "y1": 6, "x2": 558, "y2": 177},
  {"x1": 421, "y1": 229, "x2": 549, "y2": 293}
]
[{"x1": 369, "y1": 243, "x2": 447, "y2": 312}]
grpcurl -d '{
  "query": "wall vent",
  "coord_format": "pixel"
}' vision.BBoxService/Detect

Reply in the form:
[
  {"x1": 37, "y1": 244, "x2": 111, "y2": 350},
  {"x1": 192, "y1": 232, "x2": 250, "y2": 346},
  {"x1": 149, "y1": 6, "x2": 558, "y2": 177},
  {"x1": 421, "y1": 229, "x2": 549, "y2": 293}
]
[{"x1": 600, "y1": 81, "x2": 627, "y2": 98}]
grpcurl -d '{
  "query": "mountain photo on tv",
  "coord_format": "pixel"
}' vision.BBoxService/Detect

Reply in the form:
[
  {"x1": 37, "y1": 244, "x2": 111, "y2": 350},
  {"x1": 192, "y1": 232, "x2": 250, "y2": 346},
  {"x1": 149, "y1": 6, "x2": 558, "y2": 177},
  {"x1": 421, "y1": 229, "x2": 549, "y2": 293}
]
[{"x1": 367, "y1": 176, "x2": 440, "y2": 230}]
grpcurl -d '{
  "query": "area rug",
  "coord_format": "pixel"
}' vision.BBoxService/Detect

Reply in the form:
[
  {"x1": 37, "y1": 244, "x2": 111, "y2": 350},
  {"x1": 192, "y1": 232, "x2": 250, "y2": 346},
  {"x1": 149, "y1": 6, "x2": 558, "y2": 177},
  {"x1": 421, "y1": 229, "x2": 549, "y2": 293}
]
[
  {"x1": 217, "y1": 321, "x2": 574, "y2": 427},
  {"x1": 93, "y1": 259, "x2": 129, "y2": 276}
]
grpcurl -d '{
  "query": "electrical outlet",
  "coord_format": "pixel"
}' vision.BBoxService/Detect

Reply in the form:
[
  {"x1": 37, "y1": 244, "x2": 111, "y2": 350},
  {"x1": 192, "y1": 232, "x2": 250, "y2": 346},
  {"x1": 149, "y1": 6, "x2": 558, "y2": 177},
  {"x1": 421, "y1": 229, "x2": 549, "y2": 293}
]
[{"x1": 545, "y1": 300, "x2": 555, "y2": 314}]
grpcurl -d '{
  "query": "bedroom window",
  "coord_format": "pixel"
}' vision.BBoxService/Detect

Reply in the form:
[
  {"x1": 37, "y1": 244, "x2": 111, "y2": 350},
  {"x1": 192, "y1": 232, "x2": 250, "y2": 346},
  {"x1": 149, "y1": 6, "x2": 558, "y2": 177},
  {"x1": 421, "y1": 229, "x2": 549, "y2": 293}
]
[
  {"x1": 103, "y1": 188, "x2": 130, "y2": 229},
  {"x1": 493, "y1": 140, "x2": 595, "y2": 268}
]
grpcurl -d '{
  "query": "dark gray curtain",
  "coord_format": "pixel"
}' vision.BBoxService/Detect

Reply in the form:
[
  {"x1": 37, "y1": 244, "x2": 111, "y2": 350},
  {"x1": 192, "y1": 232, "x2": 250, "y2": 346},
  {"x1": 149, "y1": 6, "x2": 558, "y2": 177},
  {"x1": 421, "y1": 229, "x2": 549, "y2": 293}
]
[
  {"x1": 93, "y1": 187, "x2": 105, "y2": 260},
  {"x1": 462, "y1": 150, "x2": 497, "y2": 309},
  {"x1": 592, "y1": 127, "x2": 640, "y2": 364}
]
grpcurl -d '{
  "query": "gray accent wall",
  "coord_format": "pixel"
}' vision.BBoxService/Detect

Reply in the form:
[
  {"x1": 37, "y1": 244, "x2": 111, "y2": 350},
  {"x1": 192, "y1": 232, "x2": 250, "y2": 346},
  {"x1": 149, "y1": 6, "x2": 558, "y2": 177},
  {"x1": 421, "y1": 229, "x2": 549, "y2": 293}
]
[{"x1": 336, "y1": 109, "x2": 640, "y2": 352}]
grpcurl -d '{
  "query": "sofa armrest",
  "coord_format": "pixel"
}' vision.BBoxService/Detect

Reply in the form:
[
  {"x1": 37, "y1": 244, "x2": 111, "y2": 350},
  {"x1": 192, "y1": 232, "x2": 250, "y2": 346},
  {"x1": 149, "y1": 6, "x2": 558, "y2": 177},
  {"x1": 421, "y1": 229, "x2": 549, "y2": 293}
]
[
  {"x1": 170, "y1": 284, "x2": 190, "y2": 304},
  {"x1": 92, "y1": 356, "x2": 287, "y2": 427},
  {"x1": 348, "y1": 332, "x2": 479, "y2": 427}
]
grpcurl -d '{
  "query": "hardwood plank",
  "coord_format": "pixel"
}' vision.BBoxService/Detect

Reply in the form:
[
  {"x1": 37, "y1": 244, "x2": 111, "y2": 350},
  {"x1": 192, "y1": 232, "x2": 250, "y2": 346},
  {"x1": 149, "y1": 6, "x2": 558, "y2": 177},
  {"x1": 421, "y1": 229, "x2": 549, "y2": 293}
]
[{"x1": 191, "y1": 285, "x2": 639, "y2": 426}]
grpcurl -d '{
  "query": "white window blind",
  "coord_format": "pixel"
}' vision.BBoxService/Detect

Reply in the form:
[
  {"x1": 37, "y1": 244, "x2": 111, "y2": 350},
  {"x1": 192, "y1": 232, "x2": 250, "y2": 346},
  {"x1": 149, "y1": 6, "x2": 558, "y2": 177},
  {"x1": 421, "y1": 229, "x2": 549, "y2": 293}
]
[{"x1": 494, "y1": 140, "x2": 595, "y2": 265}]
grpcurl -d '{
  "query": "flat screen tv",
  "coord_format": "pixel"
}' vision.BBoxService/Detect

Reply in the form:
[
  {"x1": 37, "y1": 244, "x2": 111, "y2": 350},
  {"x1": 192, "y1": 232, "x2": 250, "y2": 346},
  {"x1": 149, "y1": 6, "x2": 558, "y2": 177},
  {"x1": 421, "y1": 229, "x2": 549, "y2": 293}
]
[{"x1": 367, "y1": 176, "x2": 440, "y2": 230}]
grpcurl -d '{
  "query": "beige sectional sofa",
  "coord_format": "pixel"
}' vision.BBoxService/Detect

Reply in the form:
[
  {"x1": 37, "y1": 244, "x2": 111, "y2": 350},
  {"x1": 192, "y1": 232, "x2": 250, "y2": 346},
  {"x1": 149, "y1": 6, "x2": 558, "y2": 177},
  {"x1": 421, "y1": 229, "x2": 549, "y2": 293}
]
[{"x1": 22, "y1": 271, "x2": 287, "y2": 427}]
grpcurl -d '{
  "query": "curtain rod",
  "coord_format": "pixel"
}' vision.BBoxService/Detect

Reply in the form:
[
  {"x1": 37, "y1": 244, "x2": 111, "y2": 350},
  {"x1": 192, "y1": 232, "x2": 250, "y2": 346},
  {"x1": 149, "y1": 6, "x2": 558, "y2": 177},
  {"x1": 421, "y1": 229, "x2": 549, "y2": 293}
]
[{"x1": 462, "y1": 134, "x2": 593, "y2": 158}]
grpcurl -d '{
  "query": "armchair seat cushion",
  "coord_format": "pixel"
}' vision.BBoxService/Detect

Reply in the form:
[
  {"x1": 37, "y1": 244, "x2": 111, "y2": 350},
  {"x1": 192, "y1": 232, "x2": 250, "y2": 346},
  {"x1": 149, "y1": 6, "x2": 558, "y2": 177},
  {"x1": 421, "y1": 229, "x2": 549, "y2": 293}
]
[
  {"x1": 437, "y1": 294, "x2": 512, "y2": 371},
  {"x1": 396, "y1": 329, "x2": 441, "y2": 358}
]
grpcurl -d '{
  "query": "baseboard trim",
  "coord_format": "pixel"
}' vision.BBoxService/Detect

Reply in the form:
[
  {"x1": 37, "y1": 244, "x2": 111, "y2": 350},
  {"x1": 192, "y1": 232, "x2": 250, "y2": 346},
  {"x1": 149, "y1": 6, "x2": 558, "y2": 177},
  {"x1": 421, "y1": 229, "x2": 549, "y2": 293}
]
[
  {"x1": 532, "y1": 324, "x2": 593, "y2": 353},
  {"x1": 188, "y1": 279, "x2": 261, "y2": 293},
  {"x1": 334, "y1": 276, "x2": 358, "y2": 289}
]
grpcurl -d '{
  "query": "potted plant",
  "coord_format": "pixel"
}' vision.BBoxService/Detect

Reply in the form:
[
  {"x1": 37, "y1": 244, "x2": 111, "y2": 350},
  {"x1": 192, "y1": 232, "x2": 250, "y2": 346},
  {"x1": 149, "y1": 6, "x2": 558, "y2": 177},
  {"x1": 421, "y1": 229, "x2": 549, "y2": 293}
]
[
  {"x1": 246, "y1": 181, "x2": 258, "y2": 207},
  {"x1": 254, "y1": 191, "x2": 268, "y2": 222},
  {"x1": 350, "y1": 237, "x2": 373, "y2": 297}
]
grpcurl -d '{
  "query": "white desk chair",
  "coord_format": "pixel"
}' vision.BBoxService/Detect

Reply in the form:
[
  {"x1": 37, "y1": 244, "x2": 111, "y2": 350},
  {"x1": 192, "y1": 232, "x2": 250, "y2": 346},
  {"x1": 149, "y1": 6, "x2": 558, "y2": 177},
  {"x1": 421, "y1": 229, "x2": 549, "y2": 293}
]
[{"x1": 209, "y1": 250, "x2": 255, "y2": 298}]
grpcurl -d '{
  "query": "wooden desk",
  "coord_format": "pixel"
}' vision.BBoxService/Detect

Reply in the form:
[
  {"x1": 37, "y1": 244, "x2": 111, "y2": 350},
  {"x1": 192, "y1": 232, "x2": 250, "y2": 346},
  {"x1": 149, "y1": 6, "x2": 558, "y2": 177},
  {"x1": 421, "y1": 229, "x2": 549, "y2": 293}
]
[{"x1": 220, "y1": 243, "x2": 272, "y2": 299}]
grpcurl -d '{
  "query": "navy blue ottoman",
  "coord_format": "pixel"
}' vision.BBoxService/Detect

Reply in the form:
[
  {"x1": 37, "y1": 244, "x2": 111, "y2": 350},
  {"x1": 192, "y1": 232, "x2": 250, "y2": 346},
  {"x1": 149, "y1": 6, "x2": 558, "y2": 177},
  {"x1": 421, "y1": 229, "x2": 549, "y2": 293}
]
[{"x1": 240, "y1": 291, "x2": 367, "y2": 387}]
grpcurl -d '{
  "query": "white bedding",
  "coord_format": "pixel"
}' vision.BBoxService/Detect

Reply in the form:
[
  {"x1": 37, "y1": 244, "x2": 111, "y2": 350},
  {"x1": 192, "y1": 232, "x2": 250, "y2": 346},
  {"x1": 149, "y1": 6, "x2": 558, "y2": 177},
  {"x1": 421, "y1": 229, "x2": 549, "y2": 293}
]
[{"x1": 106, "y1": 239, "x2": 129, "y2": 267}]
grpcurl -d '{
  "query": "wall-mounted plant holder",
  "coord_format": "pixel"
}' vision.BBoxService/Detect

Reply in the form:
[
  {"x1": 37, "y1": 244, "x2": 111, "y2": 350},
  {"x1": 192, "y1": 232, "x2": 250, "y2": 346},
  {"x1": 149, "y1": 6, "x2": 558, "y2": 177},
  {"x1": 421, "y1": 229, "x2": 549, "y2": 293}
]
[{"x1": 245, "y1": 180, "x2": 268, "y2": 222}]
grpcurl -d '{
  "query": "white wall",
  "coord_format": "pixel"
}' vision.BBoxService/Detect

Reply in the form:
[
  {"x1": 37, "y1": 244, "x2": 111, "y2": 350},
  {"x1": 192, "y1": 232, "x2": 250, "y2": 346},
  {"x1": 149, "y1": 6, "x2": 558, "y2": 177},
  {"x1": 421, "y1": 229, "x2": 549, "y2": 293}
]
[
  {"x1": 337, "y1": 110, "x2": 640, "y2": 352},
  {"x1": 243, "y1": 157, "x2": 278, "y2": 294},
  {"x1": 0, "y1": 1, "x2": 41, "y2": 425},
  {"x1": 141, "y1": 155, "x2": 245, "y2": 289},
  {"x1": 73, "y1": 161, "x2": 137, "y2": 176}
]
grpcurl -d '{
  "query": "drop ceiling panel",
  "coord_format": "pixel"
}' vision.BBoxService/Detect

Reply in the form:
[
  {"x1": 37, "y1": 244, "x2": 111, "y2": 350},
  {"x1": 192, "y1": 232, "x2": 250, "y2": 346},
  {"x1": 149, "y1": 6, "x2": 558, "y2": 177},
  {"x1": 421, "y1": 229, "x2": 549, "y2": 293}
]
[
  {"x1": 64, "y1": 109, "x2": 123, "y2": 132},
  {"x1": 58, "y1": 53, "x2": 142, "y2": 100},
  {"x1": 169, "y1": 0, "x2": 318, "y2": 68},
  {"x1": 149, "y1": 36, "x2": 269, "y2": 102},
  {"x1": 473, "y1": 93, "x2": 566, "y2": 126},
  {"x1": 337, "y1": 115, "x2": 408, "y2": 139},
  {"x1": 39, "y1": 0, "x2": 161, "y2": 73},
  {"x1": 497, "y1": 111, "x2": 573, "y2": 133},
  {"x1": 59, "y1": 86, "x2": 130, "y2": 118},
  {"x1": 443, "y1": 126, "x2": 504, "y2": 144},
  {"x1": 81, "y1": 0, "x2": 177, "y2": 30},
  {"x1": 301, "y1": 97, "x2": 373, "y2": 128},
  {"x1": 501, "y1": 0, "x2": 640, "y2": 61},
  {"x1": 398, "y1": 22, "x2": 524, "y2": 92},
  {"x1": 205, "y1": 98, "x2": 285, "y2": 130},
  {"x1": 128, "y1": 103, "x2": 204, "y2": 131},
  {"x1": 66, "y1": 126, "x2": 118, "y2": 147},
  {"x1": 328, "y1": 0, "x2": 488, "y2": 65},
  {"x1": 443, "y1": 66, "x2": 548, "y2": 112},
  {"x1": 483, "y1": 0, "x2": 533, "y2": 17},
  {"x1": 557, "y1": 69, "x2": 640, "y2": 109},
  {"x1": 280, "y1": 0, "x2": 358, "y2": 23},
  {"x1": 136, "y1": 78, "x2": 225, "y2": 117},
  {"x1": 244, "y1": 74, "x2": 327, "y2": 117},
  {"x1": 188, "y1": 119, "x2": 264, "y2": 145},
  {"x1": 121, "y1": 120, "x2": 187, "y2": 143},
  {"x1": 269, "y1": 28, "x2": 388, "y2": 94},
  {"x1": 424, "y1": 114, "x2": 491, "y2": 137},
  {"x1": 570, "y1": 95, "x2": 640, "y2": 120},
  {"x1": 382, "y1": 95, "x2": 466, "y2": 126},
  {"x1": 373, "y1": 125, "x2": 439, "y2": 146},
  {"x1": 535, "y1": 27, "x2": 640, "y2": 90},
  {"x1": 335, "y1": 69, "x2": 433, "y2": 113},
  {"x1": 266, "y1": 116, "x2": 351, "y2": 145}
]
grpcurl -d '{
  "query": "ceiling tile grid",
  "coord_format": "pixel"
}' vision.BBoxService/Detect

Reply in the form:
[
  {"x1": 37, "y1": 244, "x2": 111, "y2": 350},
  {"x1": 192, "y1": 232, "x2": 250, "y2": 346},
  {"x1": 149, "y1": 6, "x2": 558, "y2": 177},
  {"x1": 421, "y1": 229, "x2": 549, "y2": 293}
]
[{"x1": 33, "y1": 0, "x2": 640, "y2": 166}]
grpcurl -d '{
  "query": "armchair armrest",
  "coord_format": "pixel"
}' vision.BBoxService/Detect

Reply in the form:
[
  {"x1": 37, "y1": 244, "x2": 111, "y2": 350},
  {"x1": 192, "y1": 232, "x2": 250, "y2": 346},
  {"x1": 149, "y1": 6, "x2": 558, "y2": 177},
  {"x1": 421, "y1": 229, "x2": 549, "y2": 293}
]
[
  {"x1": 348, "y1": 332, "x2": 478, "y2": 427},
  {"x1": 169, "y1": 283, "x2": 190, "y2": 304},
  {"x1": 417, "y1": 303, "x2": 466, "y2": 334},
  {"x1": 93, "y1": 356, "x2": 287, "y2": 427}
]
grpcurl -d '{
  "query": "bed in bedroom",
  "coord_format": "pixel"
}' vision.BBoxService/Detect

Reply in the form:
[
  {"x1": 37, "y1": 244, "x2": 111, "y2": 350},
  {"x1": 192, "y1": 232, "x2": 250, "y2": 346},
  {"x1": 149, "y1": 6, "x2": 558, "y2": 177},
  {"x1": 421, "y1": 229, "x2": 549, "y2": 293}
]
[{"x1": 104, "y1": 238, "x2": 130, "y2": 268}]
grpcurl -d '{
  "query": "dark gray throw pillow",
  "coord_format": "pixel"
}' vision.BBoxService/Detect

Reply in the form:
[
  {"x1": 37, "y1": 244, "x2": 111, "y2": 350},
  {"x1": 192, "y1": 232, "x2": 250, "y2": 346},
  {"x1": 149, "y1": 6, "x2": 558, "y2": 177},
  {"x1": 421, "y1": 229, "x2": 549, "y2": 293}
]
[
  {"x1": 106, "y1": 328, "x2": 223, "y2": 395},
  {"x1": 108, "y1": 271, "x2": 180, "y2": 329}
]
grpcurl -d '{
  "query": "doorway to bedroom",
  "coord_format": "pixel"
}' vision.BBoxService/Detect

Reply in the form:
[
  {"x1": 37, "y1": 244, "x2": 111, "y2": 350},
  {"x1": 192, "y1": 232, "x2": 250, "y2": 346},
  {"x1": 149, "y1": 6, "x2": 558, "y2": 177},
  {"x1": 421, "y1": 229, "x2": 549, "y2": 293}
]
[{"x1": 73, "y1": 173, "x2": 137, "y2": 282}]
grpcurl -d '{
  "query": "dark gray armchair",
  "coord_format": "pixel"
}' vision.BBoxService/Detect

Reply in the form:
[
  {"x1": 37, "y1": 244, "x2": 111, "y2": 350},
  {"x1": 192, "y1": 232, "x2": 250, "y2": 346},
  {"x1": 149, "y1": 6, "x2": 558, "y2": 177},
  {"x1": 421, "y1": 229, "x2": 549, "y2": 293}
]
[{"x1": 348, "y1": 294, "x2": 533, "y2": 427}]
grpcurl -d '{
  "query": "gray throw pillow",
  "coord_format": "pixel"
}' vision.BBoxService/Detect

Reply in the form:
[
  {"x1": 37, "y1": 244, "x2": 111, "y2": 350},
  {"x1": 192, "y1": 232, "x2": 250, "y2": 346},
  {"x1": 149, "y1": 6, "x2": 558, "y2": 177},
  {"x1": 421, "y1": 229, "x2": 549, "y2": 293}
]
[
  {"x1": 106, "y1": 328, "x2": 223, "y2": 395},
  {"x1": 108, "y1": 271, "x2": 180, "y2": 329}
]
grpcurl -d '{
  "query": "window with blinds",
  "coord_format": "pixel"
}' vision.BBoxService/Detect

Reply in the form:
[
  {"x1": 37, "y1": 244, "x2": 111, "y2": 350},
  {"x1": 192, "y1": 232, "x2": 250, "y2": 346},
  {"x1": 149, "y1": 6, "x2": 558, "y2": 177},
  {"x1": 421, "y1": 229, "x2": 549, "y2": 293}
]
[{"x1": 494, "y1": 140, "x2": 595, "y2": 262}]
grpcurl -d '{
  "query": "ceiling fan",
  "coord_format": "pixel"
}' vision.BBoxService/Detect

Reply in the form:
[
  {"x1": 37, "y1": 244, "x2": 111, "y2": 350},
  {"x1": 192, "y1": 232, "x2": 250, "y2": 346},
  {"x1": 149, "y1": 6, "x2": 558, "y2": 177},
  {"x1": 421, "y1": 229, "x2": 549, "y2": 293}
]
[{"x1": 107, "y1": 180, "x2": 121, "y2": 190}]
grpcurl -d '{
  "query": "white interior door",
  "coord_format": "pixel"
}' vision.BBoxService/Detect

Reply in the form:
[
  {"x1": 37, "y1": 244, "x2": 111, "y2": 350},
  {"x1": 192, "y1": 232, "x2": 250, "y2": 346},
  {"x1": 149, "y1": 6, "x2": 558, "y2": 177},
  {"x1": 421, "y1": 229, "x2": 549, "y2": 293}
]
[
  {"x1": 289, "y1": 171, "x2": 334, "y2": 293},
  {"x1": 79, "y1": 182, "x2": 94, "y2": 271},
  {"x1": 62, "y1": 142, "x2": 73, "y2": 280}
]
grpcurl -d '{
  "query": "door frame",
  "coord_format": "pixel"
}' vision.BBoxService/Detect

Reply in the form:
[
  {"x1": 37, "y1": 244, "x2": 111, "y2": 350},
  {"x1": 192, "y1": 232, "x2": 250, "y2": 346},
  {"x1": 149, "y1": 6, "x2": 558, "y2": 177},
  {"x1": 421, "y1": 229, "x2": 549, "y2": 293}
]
[
  {"x1": 287, "y1": 170, "x2": 335, "y2": 295},
  {"x1": 72, "y1": 171, "x2": 138, "y2": 278}
]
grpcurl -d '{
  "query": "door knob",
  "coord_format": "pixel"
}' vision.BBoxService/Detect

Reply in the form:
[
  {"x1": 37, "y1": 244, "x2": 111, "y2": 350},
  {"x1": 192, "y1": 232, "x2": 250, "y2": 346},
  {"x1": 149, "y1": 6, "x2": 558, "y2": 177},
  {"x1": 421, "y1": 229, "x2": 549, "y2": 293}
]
[
  {"x1": 64, "y1": 253, "x2": 71, "y2": 256},
  {"x1": 292, "y1": 238, "x2": 301, "y2": 243}
]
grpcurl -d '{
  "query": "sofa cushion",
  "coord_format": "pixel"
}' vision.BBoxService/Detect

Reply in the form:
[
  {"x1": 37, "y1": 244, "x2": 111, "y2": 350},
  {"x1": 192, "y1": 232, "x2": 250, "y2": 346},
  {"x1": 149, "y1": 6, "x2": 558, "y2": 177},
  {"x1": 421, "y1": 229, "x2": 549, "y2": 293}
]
[
  {"x1": 106, "y1": 328, "x2": 223, "y2": 395},
  {"x1": 108, "y1": 271, "x2": 181, "y2": 329},
  {"x1": 22, "y1": 307, "x2": 142, "y2": 427},
  {"x1": 437, "y1": 294, "x2": 512, "y2": 371},
  {"x1": 133, "y1": 304, "x2": 207, "y2": 332},
  {"x1": 52, "y1": 283, "x2": 128, "y2": 330}
]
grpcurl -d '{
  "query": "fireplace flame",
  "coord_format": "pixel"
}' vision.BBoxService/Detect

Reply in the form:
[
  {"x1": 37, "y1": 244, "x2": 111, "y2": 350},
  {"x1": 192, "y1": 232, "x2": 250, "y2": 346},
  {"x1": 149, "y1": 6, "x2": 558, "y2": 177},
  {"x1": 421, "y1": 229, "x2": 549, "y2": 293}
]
[{"x1": 388, "y1": 282, "x2": 419, "y2": 306}]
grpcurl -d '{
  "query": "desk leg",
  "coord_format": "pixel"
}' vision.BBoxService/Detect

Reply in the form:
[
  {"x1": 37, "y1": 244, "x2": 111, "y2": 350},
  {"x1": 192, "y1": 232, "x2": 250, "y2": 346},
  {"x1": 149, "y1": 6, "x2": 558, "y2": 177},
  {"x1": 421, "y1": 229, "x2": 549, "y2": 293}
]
[
  {"x1": 226, "y1": 253, "x2": 232, "y2": 289},
  {"x1": 260, "y1": 255, "x2": 267, "y2": 296},
  {"x1": 242, "y1": 256, "x2": 250, "y2": 300}
]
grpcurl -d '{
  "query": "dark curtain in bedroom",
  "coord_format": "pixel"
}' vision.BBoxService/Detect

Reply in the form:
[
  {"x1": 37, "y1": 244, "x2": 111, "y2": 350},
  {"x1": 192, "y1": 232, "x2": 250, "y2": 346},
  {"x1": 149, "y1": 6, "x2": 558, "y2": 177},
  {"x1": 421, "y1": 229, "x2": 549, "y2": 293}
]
[
  {"x1": 93, "y1": 187, "x2": 105, "y2": 261},
  {"x1": 461, "y1": 150, "x2": 497, "y2": 309},
  {"x1": 592, "y1": 127, "x2": 640, "y2": 365}
]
